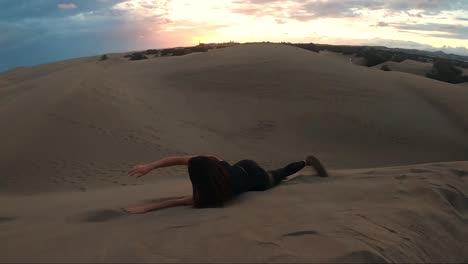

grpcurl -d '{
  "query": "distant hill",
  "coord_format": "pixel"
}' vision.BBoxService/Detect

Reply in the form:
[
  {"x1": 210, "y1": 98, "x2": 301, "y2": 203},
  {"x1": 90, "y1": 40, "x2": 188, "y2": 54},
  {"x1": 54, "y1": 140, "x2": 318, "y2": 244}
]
[
  {"x1": 284, "y1": 42, "x2": 468, "y2": 84},
  {"x1": 121, "y1": 41, "x2": 468, "y2": 85},
  {"x1": 385, "y1": 47, "x2": 468, "y2": 63},
  {"x1": 286, "y1": 43, "x2": 468, "y2": 68}
]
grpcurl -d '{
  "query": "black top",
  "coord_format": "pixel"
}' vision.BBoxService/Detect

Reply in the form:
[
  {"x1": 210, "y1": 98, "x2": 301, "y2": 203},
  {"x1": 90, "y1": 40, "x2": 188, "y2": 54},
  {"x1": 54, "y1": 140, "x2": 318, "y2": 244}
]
[{"x1": 220, "y1": 160, "x2": 249, "y2": 195}]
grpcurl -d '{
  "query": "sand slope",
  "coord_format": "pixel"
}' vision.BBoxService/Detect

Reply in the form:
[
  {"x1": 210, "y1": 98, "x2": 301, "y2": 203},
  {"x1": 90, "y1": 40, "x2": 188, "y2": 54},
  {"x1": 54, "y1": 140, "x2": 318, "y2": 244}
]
[
  {"x1": 318, "y1": 50, "x2": 367, "y2": 66},
  {"x1": 1, "y1": 43, "x2": 468, "y2": 262},
  {"x1": 1, "y1": 162, "x2": 467, "y2": 262},
  {"x1": 373, "y1": 60, "x2": 433, "y2": 76}
]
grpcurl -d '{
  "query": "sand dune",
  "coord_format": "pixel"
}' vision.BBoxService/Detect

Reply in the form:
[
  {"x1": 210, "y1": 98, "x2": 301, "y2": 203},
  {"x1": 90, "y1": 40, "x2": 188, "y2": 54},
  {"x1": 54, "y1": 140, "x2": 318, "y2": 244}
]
[
  {"x1": 373, "y1": 60, "x2": 433, "y2": 76},
  {"x1": 318, "y1": 50, "x2": 367, "y2": 66},
  {"x1": 2, "y1": 162, "x2": 467, "y2": 262},
  {"x1": 1, "y1": 43, "x2": 468, "y2": 262},
  {"x1": 373, "y1": 60, "x2": 468, "y2": 84}
]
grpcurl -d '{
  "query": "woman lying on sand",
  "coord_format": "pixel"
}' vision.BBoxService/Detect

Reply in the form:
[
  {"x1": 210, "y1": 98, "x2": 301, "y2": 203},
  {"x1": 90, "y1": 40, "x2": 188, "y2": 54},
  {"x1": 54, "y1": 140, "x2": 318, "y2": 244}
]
[{"x1": 123, "y1": 155, "x2": 328, "y2": 214}]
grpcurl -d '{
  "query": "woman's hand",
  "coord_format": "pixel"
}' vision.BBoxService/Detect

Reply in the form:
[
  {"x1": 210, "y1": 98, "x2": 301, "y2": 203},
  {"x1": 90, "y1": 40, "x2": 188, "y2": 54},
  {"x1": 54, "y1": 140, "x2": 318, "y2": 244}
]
[{"x1": 128, "y1": 164, "x2": 153, "y2": 178}]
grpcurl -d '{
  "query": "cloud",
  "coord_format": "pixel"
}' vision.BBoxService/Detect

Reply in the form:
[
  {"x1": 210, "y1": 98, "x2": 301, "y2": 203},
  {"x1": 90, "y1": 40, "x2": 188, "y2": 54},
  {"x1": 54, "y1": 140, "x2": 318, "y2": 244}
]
[
  {"x1": 404, "y1": 11, "x2": 423, "y2": 18},
  {"x1": 232, "y1": 0, "x2": 466, "y2": 21},
  {"x1": 276, "y1": 19, "x2": 287, "y2": 24},
  {"x1": 0, "y1": 0, "x2": 125, "y2": 22},
  {"x1": 112, "y1": 0, "x2": 169, "y2": 17},
  {"x1": 391, "y1": 22, "x2": 468, "y2": 40},
  {"x1": 376, "y1": 21, "x2": 389, "y2": 27},
  {"x1": 1, "y1": 0, "x2": 468, "y2": 72},
  {"x1": 58, "y1": 3, "x2": 78, "y2": 9},
  {"x1": 300, "y1": 0, "x2": 380, "y2": 19},
  {"x1": 0, "y1": 0, "x2": 169, "y2": 72},
  {"x1": 362, "y1": 37, "x2": 468, "y2": 56}
]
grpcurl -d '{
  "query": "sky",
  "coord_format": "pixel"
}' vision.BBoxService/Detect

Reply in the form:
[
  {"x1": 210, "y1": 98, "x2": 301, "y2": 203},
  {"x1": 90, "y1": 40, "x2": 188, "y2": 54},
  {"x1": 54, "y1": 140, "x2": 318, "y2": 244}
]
[{"x1": 1, "y1": 0, "x2": 468, "y2": 72}]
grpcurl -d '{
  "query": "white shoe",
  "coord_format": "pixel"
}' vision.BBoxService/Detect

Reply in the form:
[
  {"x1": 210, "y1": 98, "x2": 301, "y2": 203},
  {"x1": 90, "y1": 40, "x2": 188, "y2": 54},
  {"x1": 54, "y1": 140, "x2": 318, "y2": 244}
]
[{"x1": 305, "y1": 155, "x2": 329, "y2": 177}]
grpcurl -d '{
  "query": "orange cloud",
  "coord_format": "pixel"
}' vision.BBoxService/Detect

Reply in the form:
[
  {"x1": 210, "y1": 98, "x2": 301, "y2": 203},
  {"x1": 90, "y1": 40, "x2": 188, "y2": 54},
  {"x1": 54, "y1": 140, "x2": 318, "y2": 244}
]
[{"x1": 58, "y1": 3, "x2": 78, "y2": 9}]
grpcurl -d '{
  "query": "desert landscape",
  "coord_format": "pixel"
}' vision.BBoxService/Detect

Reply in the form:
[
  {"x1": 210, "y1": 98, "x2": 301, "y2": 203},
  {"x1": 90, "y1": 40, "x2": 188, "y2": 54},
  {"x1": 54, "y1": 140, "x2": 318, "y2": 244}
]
[{"x1": 1, "y1": 43, "x2": 468, "y2": 263}]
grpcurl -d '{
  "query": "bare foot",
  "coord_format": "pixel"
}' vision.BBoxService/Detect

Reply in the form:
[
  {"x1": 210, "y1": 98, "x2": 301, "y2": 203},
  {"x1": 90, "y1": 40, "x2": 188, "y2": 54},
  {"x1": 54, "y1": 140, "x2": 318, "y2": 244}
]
[{"x1": 121, "y1": 206, "x2": 149, "y2": 214}]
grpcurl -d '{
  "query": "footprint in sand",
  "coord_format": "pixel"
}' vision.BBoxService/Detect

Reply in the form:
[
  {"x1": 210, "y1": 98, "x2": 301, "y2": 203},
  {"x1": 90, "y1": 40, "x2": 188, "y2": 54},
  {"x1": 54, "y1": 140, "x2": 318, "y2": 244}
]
[
  {"x1": 0, "y1": 217, "x2": 16, "y2": 223},
  {"x1": 395, "y1": 175, "x2": 408, "y2": 180},
  {"x1": 451, "y1": 169, "x2": 468, "y2": 177},
  {"x1": 256, "y1": 241, "x2": 280, "y2": 248},
  {"x1": 282, "y1": 230, "x2": 319, "y2": 237},
  {"x1": 438, "y1": 186, "x2": 468, "y2": 213},
  {"x1": 246, "y1": 120, "x2": 276, "y2": 140},
  {"x1": 168, "y1": 224, "x2": 195, "y2": 229},
  {"x1": 82, "y1": 209, "x2": 126, "y2": 222},
  {"x1": 356, "y1": 214, "x2": 398, "y2": 234},
  {"x1": 357, "y1": 175, "x2": 377, "y2": 180},
  {"x1": 410, "y1": 168, "x2": 432, "y2": 174},
  {"x1": 333, "y1": 250, "x2": 388, "y2": 263}
]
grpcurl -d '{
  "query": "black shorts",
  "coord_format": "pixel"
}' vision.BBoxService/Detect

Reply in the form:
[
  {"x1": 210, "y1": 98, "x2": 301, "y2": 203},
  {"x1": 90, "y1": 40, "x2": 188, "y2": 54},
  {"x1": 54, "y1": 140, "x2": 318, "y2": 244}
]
[{"x1": 234, "y1": 159, "x2": 272, "y2": 191}]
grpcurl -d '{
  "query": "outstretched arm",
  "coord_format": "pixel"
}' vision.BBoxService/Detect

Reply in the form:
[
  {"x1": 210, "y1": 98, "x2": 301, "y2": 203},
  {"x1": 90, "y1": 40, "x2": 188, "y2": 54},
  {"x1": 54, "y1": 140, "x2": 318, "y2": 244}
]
[
  {"x1": 122, "y1": 196, "x2": 193, "y2": 214},
  {"x1": 147, "y1": 155, "x2": 223, "y2": 168},
  {"x1": 128, "y1": 155, "x2": 193, "y2": 178},
  {"x1": 148, "y1": 155, "x2": 195, "y2": 168},
  {"x1": 128, "y1": 155, "x2": 223, "y2": 178}
]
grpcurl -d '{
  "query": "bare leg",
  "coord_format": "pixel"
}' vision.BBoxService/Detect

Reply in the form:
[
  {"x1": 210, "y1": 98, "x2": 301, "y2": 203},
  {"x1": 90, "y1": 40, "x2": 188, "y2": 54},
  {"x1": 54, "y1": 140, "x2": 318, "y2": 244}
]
[{"x1": 122, "y1": 196, "x2": 193, "y2": 214}]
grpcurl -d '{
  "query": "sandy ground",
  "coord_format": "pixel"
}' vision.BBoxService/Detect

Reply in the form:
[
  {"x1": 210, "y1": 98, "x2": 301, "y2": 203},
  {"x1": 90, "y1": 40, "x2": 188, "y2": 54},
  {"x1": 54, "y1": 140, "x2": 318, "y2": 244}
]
[
  {"x1": 1, "y1": 43, "x2": 468, "y2": 262},
  {"x1": 2, "y1": 162, "x2": 468, "y2": 263},
  {"x1": 318, "y1": 50, "x2": 367, "y2": 66}
]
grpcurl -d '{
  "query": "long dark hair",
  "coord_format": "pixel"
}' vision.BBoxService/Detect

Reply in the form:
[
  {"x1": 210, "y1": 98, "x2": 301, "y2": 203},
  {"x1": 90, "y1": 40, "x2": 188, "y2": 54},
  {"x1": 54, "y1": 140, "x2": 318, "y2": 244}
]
[{"x1": 188, "y1": 156, "x2": 232, "y2": 208}]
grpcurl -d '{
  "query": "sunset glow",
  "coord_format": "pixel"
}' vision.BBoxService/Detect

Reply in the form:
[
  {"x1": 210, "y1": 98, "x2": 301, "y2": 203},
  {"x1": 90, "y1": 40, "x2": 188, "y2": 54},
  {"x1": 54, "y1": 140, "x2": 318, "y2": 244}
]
[
  {"x1": 1, "y1": 0, "x2": 467, "y2": 72},
  {"x1": 111, "y1": 0, "x2": 468, "y2": 49}
]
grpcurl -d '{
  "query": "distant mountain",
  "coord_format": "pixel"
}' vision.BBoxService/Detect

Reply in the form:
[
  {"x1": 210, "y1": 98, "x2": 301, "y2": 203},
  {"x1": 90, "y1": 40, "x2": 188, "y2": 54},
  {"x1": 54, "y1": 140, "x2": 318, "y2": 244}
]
[
  {"x1": 360, "y1": 38, "x2": 468, "y2": 61},
  {"x1": 388, "y1": 48, "x2": 468, "y2": 62}
]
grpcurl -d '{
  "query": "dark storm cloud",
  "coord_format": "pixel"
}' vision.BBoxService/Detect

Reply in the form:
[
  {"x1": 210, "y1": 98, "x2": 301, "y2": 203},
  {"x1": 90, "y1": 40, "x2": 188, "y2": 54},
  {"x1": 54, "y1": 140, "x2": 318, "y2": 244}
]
[
  {"x1": 0, "y1": 0, "x2": 125, "y2": 22},
  {"x1": 0, "y1": 0, "x2": 167, "y2": 72},
  {"x1": 0, "y1": 0, "x2": 130, "y2": 52}
]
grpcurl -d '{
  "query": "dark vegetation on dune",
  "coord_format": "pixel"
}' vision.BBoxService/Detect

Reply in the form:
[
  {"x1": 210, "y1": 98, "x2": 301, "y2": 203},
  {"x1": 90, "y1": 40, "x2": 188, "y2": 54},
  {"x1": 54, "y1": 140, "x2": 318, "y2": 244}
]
[
  {"x1": 381, "y1": 64, "x2": 391, "y2": 71},
  {"x1": 122, "y1": 40, "x2": 468, "y2": 85},
  {"x1": 124, "y1": 52, "x2": 148, "y2": 60},
  {"x1": 286, "y1": 42, "x2": 468, "y2": 85},
  {"x1": 426, "y1": 58, "x2": 468, "y2": 84},
  {"x1": 100, "y1": 54, "x2": 108, "y2": 61},
  {"x1": 124, "y1": 42, "x2": 240, "y2": 61},
  {"x1": 284, "y1": 43, "x2": 468, "y2": 84}
]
